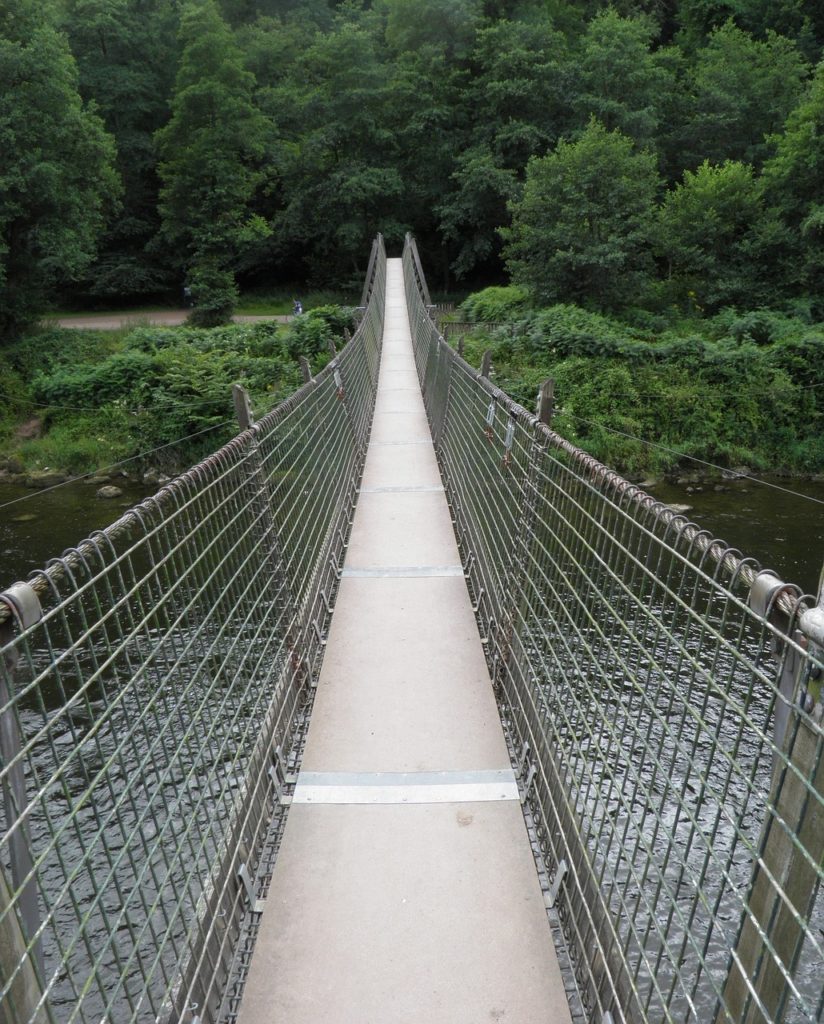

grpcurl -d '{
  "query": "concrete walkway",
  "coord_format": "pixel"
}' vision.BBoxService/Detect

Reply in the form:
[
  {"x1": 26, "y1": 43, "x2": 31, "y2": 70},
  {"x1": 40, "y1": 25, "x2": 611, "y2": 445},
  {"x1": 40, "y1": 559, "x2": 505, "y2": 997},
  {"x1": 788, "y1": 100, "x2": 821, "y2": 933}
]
[{"x1": 237, "y1": 260, "x2": 572, "y2": 1024}]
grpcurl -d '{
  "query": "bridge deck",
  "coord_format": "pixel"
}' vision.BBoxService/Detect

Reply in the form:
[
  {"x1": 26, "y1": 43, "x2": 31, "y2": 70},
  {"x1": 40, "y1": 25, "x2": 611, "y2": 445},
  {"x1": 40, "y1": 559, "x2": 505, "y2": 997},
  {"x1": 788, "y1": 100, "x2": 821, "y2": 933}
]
[{"x1": 237, "y1": 260, "x2": 572, "y2": 1023}]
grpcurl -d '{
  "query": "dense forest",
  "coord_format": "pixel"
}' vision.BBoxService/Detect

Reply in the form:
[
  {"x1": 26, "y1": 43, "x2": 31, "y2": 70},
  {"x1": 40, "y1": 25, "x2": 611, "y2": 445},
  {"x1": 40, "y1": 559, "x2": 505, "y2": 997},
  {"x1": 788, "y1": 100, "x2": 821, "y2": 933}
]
[
  {"x1": 2, "y1": 0, "x2": 824, "y2": 477},
  {"x1": 5, "y1": 0, "x2": 824, "y2": 324}
]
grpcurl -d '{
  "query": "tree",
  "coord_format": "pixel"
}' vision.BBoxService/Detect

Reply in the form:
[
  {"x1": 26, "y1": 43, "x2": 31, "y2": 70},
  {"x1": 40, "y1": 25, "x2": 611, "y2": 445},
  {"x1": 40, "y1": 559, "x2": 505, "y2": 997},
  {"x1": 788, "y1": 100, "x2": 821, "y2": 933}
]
[
  {"x1": 439, "y1": 148, "x2": 520, "y2": 280},
  {"x1": 384, "y1": 43, "x2": 465, "y2": 287},
  {"x1": 501, "y1": 120, "x2": 660, "y2": 309},
  {"x1": 380, "y1": 0, "x2": 483, "y2": 60},
  {"x1": 260, "y1": 15, "x2": 404, "y2": 284},
  {"x1": 436, "y1": 18, "x2": 572, "y2": 280},
  {"x1": 675, "y1": 0, "x2": 821, "y2": 58},
  {"x1": 761, "y1": 62, "x2": 824, "y2": 306},
  {"x1": 63, "y1": 0, "x2": 181, "y2": 299},
  {"x1": 0, "y1": 0, "x2": 118, "y2": 338},
  {"x1": 572, "y1": 9, "x2": 676, "y2": 151},
  {"x1": 656, "y1": 160, "x2": 764, "y2": 308},
  {"x1": 155, "y1": 0, "x2": 270, "y2": 325},
  {"x1": 683, "y1": 21, "x2": 808, "y2": 168}
]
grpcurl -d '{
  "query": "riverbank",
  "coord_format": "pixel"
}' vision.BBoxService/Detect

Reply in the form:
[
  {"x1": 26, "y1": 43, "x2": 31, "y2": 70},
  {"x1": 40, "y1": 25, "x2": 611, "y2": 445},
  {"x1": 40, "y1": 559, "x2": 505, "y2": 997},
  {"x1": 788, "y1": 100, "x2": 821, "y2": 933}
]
[
  {"x1": 0, "y1": 305, "x2": 355, "y2": 481},
  {"x1": 451, "y1": 290, "x2": 824, "y2": 481}
]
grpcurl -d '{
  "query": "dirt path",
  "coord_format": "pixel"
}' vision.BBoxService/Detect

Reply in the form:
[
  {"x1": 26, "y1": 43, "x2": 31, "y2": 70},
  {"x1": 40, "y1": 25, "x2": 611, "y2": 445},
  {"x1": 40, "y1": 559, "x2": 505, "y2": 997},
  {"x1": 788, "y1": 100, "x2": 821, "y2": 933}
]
[{"x1": 49, "y1": 310, "x2": 291, "y2": 330}]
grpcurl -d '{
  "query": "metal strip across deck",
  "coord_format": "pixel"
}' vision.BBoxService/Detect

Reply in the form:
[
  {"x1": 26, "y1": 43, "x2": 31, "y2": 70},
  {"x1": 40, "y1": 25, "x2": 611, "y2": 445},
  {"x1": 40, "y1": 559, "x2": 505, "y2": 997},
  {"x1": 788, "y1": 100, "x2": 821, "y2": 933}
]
[
  {"x1": 293, "y1": 769, "x2": 519, "y2": 805},
  {"x1": 371, "y1": 439, "x2": 432, "y2": 446},
  {"x1": 359, "y1": 484, "x2": 445, "y2": 493},
  {"x1": 340, "y1": 565, "x2": 464, "y2": 578}
]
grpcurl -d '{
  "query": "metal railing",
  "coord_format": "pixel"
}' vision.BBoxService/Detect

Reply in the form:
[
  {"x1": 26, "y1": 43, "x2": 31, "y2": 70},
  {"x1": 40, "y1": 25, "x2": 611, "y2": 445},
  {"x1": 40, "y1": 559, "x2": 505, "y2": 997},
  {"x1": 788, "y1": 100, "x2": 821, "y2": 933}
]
[
  {"x1": 0, "y1": 236, "x2": 386, "y2": 1024},
  {"x1": 403, "y1": 235, "x2": 824, "y2": 1024}
]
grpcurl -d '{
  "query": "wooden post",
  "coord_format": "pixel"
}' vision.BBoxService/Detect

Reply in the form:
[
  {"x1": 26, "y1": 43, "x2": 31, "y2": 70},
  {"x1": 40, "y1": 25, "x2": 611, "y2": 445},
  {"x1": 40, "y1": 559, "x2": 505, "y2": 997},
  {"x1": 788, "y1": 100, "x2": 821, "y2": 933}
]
[
  {"x1": 328, "y1": 338, "x2": 338, "y2": 358},
  {"x1": 717, "y1": 571, "x2": 824, "y2": 1023},
  {"x1": 536, "y1": 379, "x2": 554, "y2": 428},
  {"x1": 457, "y1": 337, "x2": 465, "y2": 358},
  {"x1": 480, "y1": 349, "x2": 492, "y2": 379},
  {"x1": 232, "y1": 383, "x2": 254, "y2": 431},
  {"x1": 299, "y1": 357, "x2": 313, "y2": 384}
]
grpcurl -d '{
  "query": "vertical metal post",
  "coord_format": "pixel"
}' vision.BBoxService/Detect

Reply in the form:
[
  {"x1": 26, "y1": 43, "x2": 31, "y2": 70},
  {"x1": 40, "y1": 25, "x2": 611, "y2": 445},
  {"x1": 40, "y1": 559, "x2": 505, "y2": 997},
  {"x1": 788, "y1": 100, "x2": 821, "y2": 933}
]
[
  {"x1": 299, "y1": 357, "x2": 313, "y2": 385},
  {"x1": 232, "y1": 383, "x2": 254, "y2": 431},
  {"x1": 717, "y1": 570, "x2": 824, "y2": 1024},
  {"x1": 0, "y1": 865, "x2": 47, "y2": 1024},
  {"x1": 0, "y1": 584, "x2": 47, "y2": 1018},
  {"x1": 536, "y1": 379, "x2": 554, "y2": 428},
  {"x1": 480, "y1": 350, "x2": 492, "y2": 379},
  {"x1": 359, "y1": 237, "x2": 379, "y2": 309}
]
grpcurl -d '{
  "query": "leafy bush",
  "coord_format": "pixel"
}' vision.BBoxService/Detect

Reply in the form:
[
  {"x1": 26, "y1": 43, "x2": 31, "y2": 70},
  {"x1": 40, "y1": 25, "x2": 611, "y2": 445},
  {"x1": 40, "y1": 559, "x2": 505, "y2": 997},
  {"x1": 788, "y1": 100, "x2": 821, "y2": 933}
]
[
  {"x1": 17, "y1": 409, "x2": 134, "y2": 475},
  {"x1": 187, "y1": 264, "x2": 238, "y2": 327},
  {"x1": 707, "y1": 308, "x2": 798, "y2": 346},
  {"x1": 524, "y1": 304, "x2": 649, "y2": 361},
  {"x1": 32, "y1": 351, "x2": 158, "y2": 406},
  {"x1": 281, "y1": 306, "x2": 355, "y2": 359},
  {"x1": 3, "y1": 306, "x2": 355, "y2": 475},
  {"x1": 459, "y1": 285, "x2": 530, "y2": 322}
]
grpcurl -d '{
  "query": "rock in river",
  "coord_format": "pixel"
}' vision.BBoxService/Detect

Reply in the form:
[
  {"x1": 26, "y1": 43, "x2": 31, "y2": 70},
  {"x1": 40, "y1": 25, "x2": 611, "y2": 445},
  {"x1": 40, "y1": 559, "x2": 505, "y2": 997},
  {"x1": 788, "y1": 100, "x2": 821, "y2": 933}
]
[
  {"x1": 96, "y1": 485, "x2": 123, "y2": 500},
  {"x1": 25, "y1": 470, "x2": 68, "y2": 489}
]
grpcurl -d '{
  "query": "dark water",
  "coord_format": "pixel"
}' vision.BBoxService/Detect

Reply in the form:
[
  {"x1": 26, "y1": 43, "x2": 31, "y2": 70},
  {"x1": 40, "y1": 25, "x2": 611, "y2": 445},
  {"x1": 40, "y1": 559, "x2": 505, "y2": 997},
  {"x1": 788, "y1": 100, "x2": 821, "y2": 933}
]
[
  {"x1": 0, "y1": 477, "x2": 154, "y2": 588},
  {"x1": 639, "y1": 475, "x2": 824, "y2": 597},
  {"x1": 3, "y1": 473, "x2": 821, "y2": 594}
]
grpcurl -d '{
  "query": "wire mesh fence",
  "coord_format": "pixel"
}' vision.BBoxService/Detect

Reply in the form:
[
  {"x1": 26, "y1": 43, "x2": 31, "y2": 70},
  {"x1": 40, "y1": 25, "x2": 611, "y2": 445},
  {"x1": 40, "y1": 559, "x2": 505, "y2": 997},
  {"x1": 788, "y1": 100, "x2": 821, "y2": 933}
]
[
  {"x1": 403, "y1": 235, "x2": 824, "y2": 1024},
  {"x1": 0, "y1": 236, "x2": 386, "y2": 1024}
]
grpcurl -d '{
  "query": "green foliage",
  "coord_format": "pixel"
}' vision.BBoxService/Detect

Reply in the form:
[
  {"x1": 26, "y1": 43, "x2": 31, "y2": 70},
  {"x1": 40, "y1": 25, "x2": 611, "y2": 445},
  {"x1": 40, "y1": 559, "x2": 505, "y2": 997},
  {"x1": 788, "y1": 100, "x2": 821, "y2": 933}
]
[
  {"x1": 0, "y1": 313, "x2": 343, "y2": 473},
  {"x1": 656, "y1": 160, "x2": 765, "y2": 308},
  {"x1": 1, "y1": 309, "x2": 352, "y2": 474},
  {"x1": 456, "y1": 298, "x2": 824, "y2": 474},
  {"x1": 0, "y1": 0, "x2": 119, "y2": 339},
  {"x1": 280, "y1": 305, "x2": 356, "y2": 358},
  {"x1": 17, "y1": 408, "x2": 134, "y2": 475},
  {"x1": 436, "y1": 18, "x2": 570, "y2": 279},
  {"x1": 761, "y1": 62, "x2": 824, "y2": 305},
  {"x1": 32, "y1": 350, "x2": 157, "y2": 406},
  {"x1": 502, "y1": 120, "x2": 660, "y2": 310},
  {"x1": 155, "y1": 0, "x2": 271, "y2": 320},
  {"x1": 523, "y1": 304, "x2": 649, "y2": 360},
  {"x1": 459, "y1": 285, "x2": 530, "y2": 322},
  {"x1": 261, "y1": 15, "x2": 404, "y2": 285},
  {"x1": 684, "y1": 21, "x2": 808, "y2": 168},
  {"x1": 63, "y1": 0, "x2": 180, "y2": 298},
  {"x1": 573, "y1": 9, "x2": 675, "y2": 151},
  {"x1": 186, "y1": 261, "x2": 238, "y2": 326},
  {"x1": 381, "y1": 0, "x2": 483, "y2": 59},
  {"x1": 1, "y1": 0, "x2": 822, "y2": 321}
]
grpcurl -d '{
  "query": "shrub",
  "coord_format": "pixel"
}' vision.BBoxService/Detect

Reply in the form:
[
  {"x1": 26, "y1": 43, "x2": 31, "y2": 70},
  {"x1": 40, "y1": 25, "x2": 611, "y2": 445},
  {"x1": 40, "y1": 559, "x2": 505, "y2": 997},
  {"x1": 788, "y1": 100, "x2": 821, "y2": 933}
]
[
  {"x1": 187, "y1": 264, "x2": 238, "y2": 327},
  {"x1": 32, "y1": 351, "x2": 158, "y2": 406},
  {"x1": 281, "y1": 306, "x2": 354, "y2": 359},
  {"x1": 459, "y1": 285, "x2": 530, "y2": 322},
  {"x1": 525, "y1": 304, "x2": 648, "y2": 361}
]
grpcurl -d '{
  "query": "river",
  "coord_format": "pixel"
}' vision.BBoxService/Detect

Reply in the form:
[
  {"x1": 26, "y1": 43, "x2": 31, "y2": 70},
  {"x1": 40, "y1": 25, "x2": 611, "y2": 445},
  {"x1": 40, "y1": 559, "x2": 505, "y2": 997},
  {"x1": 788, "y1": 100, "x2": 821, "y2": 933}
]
[
  {"x1": 1, "y1": 472, "x2": 822, "y2": 594},
  {"x1": 1, "y1": 471, "x2": 821, "y2": 1021}
]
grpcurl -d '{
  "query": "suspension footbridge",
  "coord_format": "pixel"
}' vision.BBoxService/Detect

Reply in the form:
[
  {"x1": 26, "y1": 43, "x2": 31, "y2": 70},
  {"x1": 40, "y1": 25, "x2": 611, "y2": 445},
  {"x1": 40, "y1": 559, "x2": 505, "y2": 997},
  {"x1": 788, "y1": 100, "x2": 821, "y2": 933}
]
[{"x1": 1, "y1": 237, "x2": 822, "y2": 1024}]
